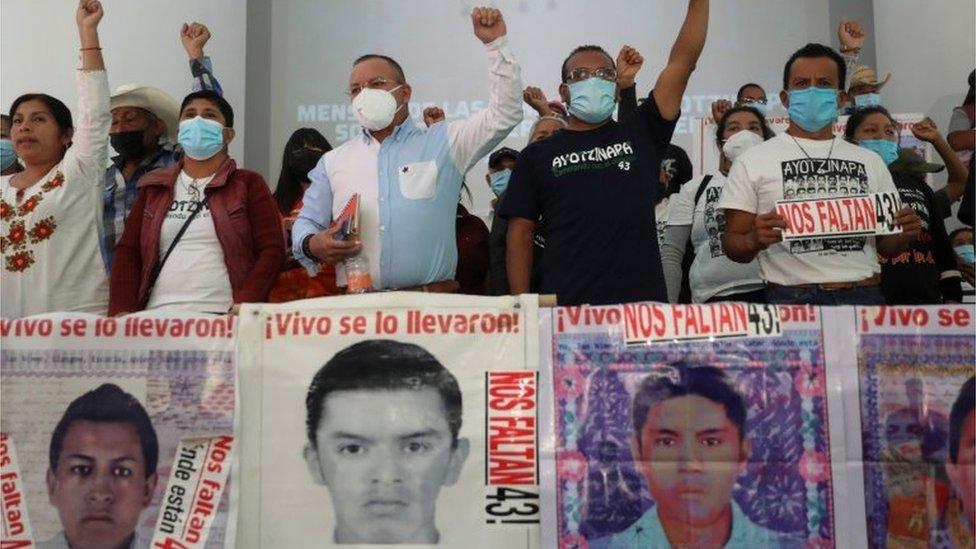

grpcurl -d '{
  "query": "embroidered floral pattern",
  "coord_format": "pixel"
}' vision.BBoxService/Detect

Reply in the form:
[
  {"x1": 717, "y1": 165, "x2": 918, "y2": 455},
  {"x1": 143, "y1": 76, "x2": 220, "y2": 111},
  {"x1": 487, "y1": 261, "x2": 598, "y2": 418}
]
[
  {"x1": 17, "y1": 195, "x2": 42, "y2": 215},
  {"x1": 7, "y1": 220, "x2": 26, "y2": 248},
  {"x1": 5, "y1": 250, "x2": 35, "y2": 272},
  {"x1": 2, "y1": 171, "x2": 63, "y2": 273},
  {"x1": 28, "y1": 217, "x2": 57, "y2": 243},
  {"x1": 41, "y1": 172, "x2": 64, "y2": 191}
]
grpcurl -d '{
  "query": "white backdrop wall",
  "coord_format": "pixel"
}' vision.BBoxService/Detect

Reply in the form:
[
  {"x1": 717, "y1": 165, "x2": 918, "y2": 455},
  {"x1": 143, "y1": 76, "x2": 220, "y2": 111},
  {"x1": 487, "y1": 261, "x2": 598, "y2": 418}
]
[
  {"x1": 873, "y1": 0, "x2": 974, "y2": 133},
  {"x1": 873, "y1": 0, "x2": 975, "y2": 230},
  {"x1": 3, "y1": 1, "x2": 972, "y2": 223},
  {"x1": 268, "y1": 0, "x2": 832, "y2": 219},
  {"x1": 0, "y1": 0, "x2": 248, "y2": 161}
]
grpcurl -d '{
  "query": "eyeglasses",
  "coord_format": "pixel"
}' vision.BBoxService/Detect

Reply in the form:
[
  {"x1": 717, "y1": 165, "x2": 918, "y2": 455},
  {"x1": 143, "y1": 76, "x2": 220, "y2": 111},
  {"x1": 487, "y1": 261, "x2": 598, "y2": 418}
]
[
  {"x1": 347, "y1": 77, "x2": 398, "y2": 97},
  {"x1": 738, "y1": 97, "x2": 768, "y2": 106},
  {"x1": 565, "y1": 67, "x2": 617, "y2": 84}
]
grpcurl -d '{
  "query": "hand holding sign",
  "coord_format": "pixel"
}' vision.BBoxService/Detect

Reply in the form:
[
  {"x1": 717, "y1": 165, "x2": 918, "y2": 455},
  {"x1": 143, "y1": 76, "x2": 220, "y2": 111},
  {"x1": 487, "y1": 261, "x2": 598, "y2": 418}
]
[
  {"x1": 892, "y1": 206, "x2": 921, "y2": 241},
  {"x1": 754, "y1": 210, "x2": 788, "y2": 249}
]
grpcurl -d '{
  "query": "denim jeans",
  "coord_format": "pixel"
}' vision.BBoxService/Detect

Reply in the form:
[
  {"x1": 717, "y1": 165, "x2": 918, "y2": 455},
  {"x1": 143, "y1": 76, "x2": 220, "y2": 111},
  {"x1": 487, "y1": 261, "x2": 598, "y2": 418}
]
[{"x1": 765, "y1": 284, "x2": 885, "y2": 306}]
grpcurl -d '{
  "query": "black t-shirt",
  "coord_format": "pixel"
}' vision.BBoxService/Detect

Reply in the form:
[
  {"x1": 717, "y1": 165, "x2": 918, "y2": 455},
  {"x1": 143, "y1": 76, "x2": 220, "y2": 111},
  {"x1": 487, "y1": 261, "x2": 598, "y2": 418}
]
[
  {"x1": 499, "y1": 93, "x2": 677, "y2": 305},
  {"x1": 880, "y1": 170, "x2": 962, "y2": 304},
  {"x1": 661, "y1": 143, "x2": 693, "y2": 196}
]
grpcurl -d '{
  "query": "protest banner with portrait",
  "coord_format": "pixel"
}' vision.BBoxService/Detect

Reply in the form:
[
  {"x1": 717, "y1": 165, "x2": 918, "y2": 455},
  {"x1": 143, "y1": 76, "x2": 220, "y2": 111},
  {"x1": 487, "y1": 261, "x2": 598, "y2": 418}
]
[
  {"x1": 235, "y1": 293, "x2": 540, "y2": 548},
  {"x1": 543, "y1": 303, "x2": 843, "y2": 549},
  {"x1": 852, "y1": 306, "x2": 976, "y2": 549},
  {"x1": 0, "y1": 312, "x2": 238, "y2": 549}
]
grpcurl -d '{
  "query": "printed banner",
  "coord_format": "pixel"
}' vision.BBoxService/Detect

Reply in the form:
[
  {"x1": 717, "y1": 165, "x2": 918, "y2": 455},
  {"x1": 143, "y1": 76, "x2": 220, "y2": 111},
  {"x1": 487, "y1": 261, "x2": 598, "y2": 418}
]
[
  {"x1": 235, "y1": 293, "x2": 540, "y2": 548},
  {"x1": 2, "y1": 433, "x2": 35, "y2": 548},
  {"x1": 776, "y1": 192, "x2": 902, "y2": 241},
  {"x1": 546, "y1": 304, "x2": 837, "y2": 548},
  {"x1": 854, "y1": 306, "x2": 976, "y2": 549},
  {"x1": 617, "y1": 302, "x2": 782, "y2": 345},
  {"x1": 151, "y1": 436, "x2": 235, "y2": 549},
  {"x1": 691, "y1": 113, "x2": 928, "y2": 177},
  {"x1": 0, "y1": 313, "x2": 237, "y2": 549}
]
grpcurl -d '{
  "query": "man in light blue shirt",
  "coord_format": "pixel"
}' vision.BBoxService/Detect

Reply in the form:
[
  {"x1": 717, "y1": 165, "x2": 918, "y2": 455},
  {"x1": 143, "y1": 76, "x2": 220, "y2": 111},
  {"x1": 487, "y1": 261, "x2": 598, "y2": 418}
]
[
  {"x1": 292, "y1": 7, "x2": 523, "y2": 291},
  {"x1": 590, "y1": 366, "x2": 803, "y2": 548}
]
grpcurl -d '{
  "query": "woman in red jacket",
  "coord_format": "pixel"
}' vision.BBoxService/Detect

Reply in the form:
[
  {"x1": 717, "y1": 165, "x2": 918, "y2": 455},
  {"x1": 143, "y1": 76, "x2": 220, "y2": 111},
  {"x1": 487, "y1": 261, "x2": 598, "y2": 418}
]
[{"x1": 109, "y1": 90, "x2": 284, "y2": 315}]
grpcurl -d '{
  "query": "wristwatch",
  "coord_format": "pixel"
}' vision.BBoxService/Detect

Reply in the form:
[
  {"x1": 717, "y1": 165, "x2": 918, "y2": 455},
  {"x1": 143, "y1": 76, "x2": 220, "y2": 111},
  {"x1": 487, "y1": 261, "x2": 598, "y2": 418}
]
[{"x1": 301, "y1": 234, "x2": 315, "y2": 259}]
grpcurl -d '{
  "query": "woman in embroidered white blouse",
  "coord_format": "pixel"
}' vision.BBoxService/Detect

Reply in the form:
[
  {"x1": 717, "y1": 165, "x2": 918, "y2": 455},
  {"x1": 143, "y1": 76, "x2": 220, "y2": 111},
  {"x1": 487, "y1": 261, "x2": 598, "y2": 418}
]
[{"x1": 1, "y1": 0, "x2": 111, "y2": 318}]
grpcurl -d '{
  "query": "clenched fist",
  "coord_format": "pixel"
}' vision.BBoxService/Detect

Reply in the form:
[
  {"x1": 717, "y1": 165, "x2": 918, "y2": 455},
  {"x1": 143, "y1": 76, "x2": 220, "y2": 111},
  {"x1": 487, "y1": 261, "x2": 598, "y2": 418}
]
[{"x1": 471, "y1": 7, "x2": 506, "y2": 44}]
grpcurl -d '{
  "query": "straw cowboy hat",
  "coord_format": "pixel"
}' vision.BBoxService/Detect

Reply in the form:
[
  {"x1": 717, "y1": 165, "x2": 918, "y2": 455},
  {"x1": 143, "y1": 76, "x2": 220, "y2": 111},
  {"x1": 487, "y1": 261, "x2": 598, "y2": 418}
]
[
  {"x1": 848, "y1": 65, "x2": 891, "y2": 92},
  {"x1": 109, "y1": 84, "x2": 180, "y2": 142}
]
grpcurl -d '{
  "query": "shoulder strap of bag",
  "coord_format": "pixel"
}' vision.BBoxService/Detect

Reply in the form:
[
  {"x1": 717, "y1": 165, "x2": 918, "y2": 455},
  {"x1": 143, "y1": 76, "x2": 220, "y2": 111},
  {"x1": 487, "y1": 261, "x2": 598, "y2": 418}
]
[
  {"x1": 144, "y1": 194, "x2": 210, "y2": 300},
  {"x1": 693, "y1": 174, "x2": 714, "y2": 208}
]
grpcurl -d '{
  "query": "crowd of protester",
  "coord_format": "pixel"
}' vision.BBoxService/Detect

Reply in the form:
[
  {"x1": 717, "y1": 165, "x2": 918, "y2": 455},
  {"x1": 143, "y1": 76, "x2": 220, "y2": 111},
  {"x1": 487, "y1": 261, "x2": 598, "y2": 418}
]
[{"x1": 2, "y1": 0, "x2": 974, "y2": 317}]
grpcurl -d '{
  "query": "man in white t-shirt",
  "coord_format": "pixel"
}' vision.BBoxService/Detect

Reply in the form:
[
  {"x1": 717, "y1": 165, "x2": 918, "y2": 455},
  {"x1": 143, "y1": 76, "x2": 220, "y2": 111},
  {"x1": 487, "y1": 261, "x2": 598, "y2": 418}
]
[{"x1": 719, "y1": 43, "x2": 921, "y2": 305}]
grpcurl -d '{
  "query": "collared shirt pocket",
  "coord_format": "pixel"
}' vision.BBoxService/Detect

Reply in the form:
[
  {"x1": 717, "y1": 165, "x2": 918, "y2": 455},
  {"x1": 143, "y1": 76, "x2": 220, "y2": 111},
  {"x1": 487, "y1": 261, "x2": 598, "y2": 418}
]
[{"x1": 397, "y1": 160, "x2": 438, "y2": 200}]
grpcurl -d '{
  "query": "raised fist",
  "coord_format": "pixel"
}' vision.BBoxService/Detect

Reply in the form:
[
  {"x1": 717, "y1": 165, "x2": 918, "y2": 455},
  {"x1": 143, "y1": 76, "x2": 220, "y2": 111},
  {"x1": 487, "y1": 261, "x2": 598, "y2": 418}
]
[
  {"x1": 616, "y1": 45, "x2": 644, "y2": 89},
  {"x1": 181, "y1": 22, "x2": 212, "y2": 59},
  {"x1": 838, "y1": 18, "x2": 865, "y2": 52},
  {"x1": 522, "y1": 87, "x2": 552, "y2": 116},
  {"x1": 76, "y1": 0, "x2": 103, "y2": 30},
  {"x1": 423, "y1": 106, "x2": 446, "y2": 127},
  {"x1": 471, "y1": 7, "x2": 506, "y2": 44},
  {"x1": 910, "y1": 117, "x2": 942, "y2": 144}
]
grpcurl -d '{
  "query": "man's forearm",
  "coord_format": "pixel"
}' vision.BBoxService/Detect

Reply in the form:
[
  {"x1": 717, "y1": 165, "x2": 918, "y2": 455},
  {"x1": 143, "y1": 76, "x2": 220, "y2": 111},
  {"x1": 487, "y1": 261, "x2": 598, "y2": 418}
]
[
  {"x1": 932, "y1": 137, "x2": 969, "y2": 201},
  {"x1": 722, "y1": 231, "x2": 760, "y2": 264},
  {"x1": 506, "y1": 227, "x2": 534, "y2": 294},
  {"x1": 877, "y1": 234, "x2": 910, "y2": 258},
  {"x1": 668, "y1": 0, "x2": 709, "y2": 68}
]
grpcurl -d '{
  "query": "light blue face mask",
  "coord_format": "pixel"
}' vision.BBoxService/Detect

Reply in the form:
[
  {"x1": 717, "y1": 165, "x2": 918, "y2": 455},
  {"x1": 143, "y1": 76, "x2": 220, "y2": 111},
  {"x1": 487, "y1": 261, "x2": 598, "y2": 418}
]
[
  {"x1": 854, "y1": 92, "x2": 882, "y2": 109},
  {"x1": 568, "y1": 77, "x2": 617, "y2": 124},
  {"x1": 749, "y1": 102, "x2": 770, "y2": 117},
  {"x1": 859, "y1": 139, "x2": 899, "y2": 165},
  {"x1": 178, "y1": 116, "x2": 225, "y2": 160},
  {"x1": 955, "y1": 244, "x2": 976, "y2": 264},
  {"x1": 0, "y1": 139, "x2": 16, "y2": 171},
  {"x1": 489, "y1": 169, "x2": 511, "y2": 196},
  {"x1": 788, "y1": 87, "x2": 839, "y2": 133}
]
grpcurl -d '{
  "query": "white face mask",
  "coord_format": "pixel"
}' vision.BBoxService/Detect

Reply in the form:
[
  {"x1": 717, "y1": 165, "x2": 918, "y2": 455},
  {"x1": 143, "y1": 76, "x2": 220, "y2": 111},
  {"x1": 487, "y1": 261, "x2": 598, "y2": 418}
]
[
  {"x1": 722, "y1": 130, "x2": 765, "y2": 162},
  {"x1": 351, "y1": 85, "x2": 404, "y2": 131}
]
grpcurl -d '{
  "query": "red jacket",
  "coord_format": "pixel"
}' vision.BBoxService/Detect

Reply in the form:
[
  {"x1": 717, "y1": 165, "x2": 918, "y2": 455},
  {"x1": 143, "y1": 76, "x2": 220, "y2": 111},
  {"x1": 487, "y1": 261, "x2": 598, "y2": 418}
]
[{"x1": 109, "y1": 158, "x2": 285, "y2": 314}]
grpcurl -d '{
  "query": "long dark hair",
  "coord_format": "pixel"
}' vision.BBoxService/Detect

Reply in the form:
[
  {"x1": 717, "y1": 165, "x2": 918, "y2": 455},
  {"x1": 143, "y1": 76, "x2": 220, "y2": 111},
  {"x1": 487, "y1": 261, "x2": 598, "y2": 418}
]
[
  {"x1": 964, "y1": 70, "x2": 975, "y2": 107},
  {"x1": 274, "y1": 128, "x2": 332, "y2": 215}
]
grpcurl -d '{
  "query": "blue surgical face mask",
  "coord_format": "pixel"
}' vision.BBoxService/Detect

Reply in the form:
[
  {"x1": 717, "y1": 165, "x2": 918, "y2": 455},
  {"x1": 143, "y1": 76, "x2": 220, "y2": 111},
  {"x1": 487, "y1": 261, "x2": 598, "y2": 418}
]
[
  {"x1": 749, "y1": 102, "x2": 769, "y2": 116},
  {"x1": 178, "y1": 116, "x2": 225, "y2": 160},
  {"x1": 788, "y1": 87, "x2": 839, "y2": 133},
  {"x1": 955, "y1": 244, "x2": 976, "y2": 264},
  {"x1": 859, "y1": 138, "x2": 899, "y2": 165},
  {"x1": 568, "y1": 77, "x2": 617, "y2": 124},
  {"x1": 489, "y1": 169, "x2": 511, "y2": 196},
  {"x1": 854, "y1": 92, "x2": 882, "y2": 109},
  {"x1": 0, "y1": 139, "x2": 16, "y2": 171}
]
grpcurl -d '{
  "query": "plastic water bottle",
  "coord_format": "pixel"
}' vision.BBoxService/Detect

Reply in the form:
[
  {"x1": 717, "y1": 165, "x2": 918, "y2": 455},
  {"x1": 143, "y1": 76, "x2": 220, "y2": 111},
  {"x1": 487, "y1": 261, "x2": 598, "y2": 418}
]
[{"x1": 344, "y1": 256, "x2": 373, "y2": 294}]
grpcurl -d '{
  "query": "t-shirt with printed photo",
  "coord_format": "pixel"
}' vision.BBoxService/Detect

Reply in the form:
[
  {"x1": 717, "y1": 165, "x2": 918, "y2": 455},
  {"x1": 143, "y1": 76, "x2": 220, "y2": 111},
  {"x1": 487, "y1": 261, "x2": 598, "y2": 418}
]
[
  {"x1": 669, "y1": 173, "x2": 763, "y2": 302},
  {"x1": 718, "y1": 134, "x2": 897, "y2": 286},
  {"x1": 499, "y1": 93, "x2": 677, "y2": 305}
]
